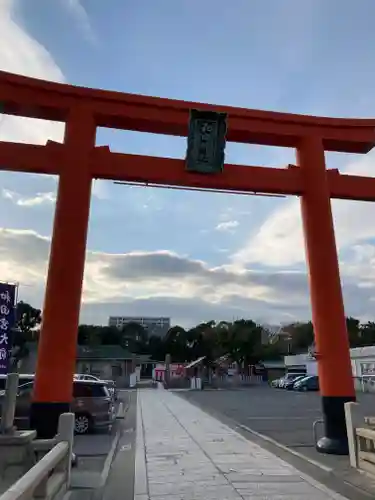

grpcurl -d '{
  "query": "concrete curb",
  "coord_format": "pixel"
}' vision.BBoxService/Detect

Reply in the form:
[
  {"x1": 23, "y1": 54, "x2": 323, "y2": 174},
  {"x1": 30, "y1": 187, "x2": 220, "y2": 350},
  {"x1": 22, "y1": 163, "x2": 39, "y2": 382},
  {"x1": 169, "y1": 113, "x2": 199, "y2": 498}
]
[
  {"x1": 237, "y1": 423, "x2": 333, "y2": 473},
  {"x1": 116, "y1": 400, "x2": 129, "y2": 420},
  {"x1": 94, "y1": 428, "x2": 122, "y2": 497},
  {"x1": 102, "y1": 429, "x2": 122, "y2": 483},
  {"x1": 71, "y1": 428, "x2": 122, "y2": 494},
  {"x1": 93, "y1": 399, "x2": 131, "y2": 499},
  {"x1": 116, "y1": 402, "x2": 124, "y2": 419},
  {"x1": 71, "y1": 399, "x2": 131, "y2": 499},
  {"x1": 133, "y1": 391, "x2": 148, "y2": 500}
]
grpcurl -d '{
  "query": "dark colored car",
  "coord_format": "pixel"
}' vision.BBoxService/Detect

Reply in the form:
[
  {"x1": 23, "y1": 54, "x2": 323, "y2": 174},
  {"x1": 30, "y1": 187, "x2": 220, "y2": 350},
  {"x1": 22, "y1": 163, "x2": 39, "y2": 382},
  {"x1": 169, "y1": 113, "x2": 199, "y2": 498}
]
[
  {"x1": 293, "y1": 375, "x2": 319, "y2": 391},
  {"x1": 0, "y1": 380, "x2": 116, "y2": 434},
  {"x1": 284, "y1": 375, "x2": 306, "y2": 390}
]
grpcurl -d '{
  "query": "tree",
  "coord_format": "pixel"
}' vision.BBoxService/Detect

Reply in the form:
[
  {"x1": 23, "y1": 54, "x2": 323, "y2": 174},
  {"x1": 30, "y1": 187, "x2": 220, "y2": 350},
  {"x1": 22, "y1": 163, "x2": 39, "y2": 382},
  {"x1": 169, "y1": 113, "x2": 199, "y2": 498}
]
[
  {"x1": 16, "y1": 301, "x2": 41, "y2": 339},
  {"x1": 74, "y1": 314, "x2": 375, "y2": 369},
  {"x1": 219, "y1": 320, "x2": 264, "y2": 370},
  {"x1": 282, "y1": 322, "x2": 314, "y2": 354},
  {"x1": 148, "y1": 335, "x2": 166, "y2": 361},
  {"x1": 98, "y1": 326, "x2": 120, "y2": 345},
  {"x1": 120, "y1": 322, "x2": 147, "y2": 352},
  {"x1": 186, "y1": 321, "x2": 217, "y2": 363},
  {"x1": 11, "y1": 301, "x2": 42, "y2": 368},
  {"x1": 359, "y1": 321, "x2": 375, "y2": 347},
  {"x1": 164, "y1": 325, "x2": 189, "y2": 362},
  {"x1": 164, "y1": 325, "x2": 186, "y2": 344},
  {"x1": 258, "y1": 342, "x2": 284, "y2": 361},
  {"x1": 346, "y1": 317, "x2": 361, "y2": 347},
  {"x1": 77, "y1": 325, "x2": 109, "y2": 346}
]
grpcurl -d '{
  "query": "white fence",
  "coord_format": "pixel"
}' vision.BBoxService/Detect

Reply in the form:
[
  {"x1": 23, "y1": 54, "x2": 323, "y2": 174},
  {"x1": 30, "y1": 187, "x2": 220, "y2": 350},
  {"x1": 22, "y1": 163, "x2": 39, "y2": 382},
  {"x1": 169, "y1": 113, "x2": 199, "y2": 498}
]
[
  {"x1": 129, "y1": 372, "x2": 137, "y2": 388},
  {"x1": 210, "y1": 374, "x2": 263, "y2": 389},
  {"x1": 0, "y1": 413, "x2": 74, "y2": 500}
]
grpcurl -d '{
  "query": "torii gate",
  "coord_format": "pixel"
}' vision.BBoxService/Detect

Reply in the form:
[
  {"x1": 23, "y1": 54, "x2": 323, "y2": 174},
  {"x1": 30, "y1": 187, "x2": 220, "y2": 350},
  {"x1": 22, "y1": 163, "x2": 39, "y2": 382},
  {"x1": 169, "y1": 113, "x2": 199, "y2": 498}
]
[{"x1": 1, "y1": 71, "x2": 375, "y2": 454}]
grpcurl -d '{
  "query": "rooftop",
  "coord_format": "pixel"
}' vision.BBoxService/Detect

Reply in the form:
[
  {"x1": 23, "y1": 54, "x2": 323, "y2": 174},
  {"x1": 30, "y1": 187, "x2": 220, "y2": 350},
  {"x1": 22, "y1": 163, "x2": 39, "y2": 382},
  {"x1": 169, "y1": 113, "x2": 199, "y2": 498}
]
[{"x1": 77, "y1": 345, "x2": 134, "y2": 360}]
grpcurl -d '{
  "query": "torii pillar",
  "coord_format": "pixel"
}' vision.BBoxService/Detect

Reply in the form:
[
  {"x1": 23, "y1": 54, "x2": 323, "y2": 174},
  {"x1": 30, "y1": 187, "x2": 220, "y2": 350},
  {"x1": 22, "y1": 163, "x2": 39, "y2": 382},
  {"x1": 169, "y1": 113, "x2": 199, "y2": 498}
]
[
  {"x1": 299, "y1": 136, "x2": 355, "y2": 454},
  {"x1": 29, "y1": 107, "x2": 96, "y2": 438}
]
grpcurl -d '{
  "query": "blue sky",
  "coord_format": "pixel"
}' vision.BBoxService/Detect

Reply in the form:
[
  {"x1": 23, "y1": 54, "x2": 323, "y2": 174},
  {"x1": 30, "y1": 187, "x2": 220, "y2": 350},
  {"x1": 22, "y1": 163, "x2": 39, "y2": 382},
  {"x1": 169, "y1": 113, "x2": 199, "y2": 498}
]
[{"x1": 1, "y1": 0, "x2": 375, "y2": 327}]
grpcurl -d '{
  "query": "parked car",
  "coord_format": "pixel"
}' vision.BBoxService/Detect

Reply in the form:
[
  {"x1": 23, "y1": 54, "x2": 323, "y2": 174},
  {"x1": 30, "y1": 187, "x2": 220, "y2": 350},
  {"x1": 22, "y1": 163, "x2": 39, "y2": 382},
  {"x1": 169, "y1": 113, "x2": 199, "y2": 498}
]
[
  {"x1": 0, "y1": 379, "x2": 116, "y2": 434},
  {"x1": 284, "y1": 375, "x2": 306, "y2": 390},
  {"x1": 270, "y1": 378, "x2": 281, "y2": 388},
  {"x1": 0, "y1": 373, "x2": 118, "y2": 401},
  {"x1": 271, "y1": 376, "x2": 289, "y2": 388},
  {"x1": 279, "y1": 373, "x2": 305, "y2": 388},
  {"x1": 293, "y1": 375, "x2": 319, "y2": 391},
  {"x1": 75, "y1": 374, "x2": 117, "y2": 401}
]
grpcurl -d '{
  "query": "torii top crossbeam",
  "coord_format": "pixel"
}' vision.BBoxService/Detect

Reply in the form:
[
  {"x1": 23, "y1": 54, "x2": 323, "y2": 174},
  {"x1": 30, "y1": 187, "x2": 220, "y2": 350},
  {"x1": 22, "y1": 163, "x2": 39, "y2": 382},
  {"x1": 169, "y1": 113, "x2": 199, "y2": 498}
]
[
  {"x1": 1, "y1": 70, "x2": 375, "y2": 202},
  {"x1": 1, "y1": 69, "x2": 375, "y2": 152}
]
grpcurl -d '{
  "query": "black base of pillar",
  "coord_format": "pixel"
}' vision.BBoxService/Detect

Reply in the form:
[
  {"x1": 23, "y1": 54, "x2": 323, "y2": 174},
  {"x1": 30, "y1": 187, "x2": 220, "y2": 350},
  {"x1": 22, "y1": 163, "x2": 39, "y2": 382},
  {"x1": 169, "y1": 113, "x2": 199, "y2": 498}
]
[
  {"x1": 317, "y1": 395, "x2": 356, "y2": 455},
  {"x1": 316, "y1": 435, "x2": 349, "y2": 455},
  {"x1": 29, "y1": 401, "x2": 71, "y2": 438}
]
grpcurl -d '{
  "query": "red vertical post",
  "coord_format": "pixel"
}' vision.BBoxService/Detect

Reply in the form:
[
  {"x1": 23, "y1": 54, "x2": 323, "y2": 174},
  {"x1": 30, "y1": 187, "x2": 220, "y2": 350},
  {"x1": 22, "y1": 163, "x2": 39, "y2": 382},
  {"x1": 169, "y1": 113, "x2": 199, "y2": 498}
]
[
  {"x1": 30, "y1": 106, "x2": 96, "y2": 438},
  {"x1": 298, "y1": 136, "x2": 355, "y2": 455}
]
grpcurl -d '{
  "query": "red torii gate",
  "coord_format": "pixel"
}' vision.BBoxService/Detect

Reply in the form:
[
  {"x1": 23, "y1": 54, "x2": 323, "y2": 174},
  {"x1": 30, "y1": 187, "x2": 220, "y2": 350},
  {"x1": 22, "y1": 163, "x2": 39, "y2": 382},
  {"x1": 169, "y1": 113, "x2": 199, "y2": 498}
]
[{"x1": 1, "y1": 70, "x2": 375, "y2": 454}]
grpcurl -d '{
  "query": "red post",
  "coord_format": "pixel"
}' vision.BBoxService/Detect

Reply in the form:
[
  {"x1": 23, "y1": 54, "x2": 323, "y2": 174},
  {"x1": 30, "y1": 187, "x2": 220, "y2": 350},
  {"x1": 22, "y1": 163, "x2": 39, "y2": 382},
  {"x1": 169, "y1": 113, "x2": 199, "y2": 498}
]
[
  {"x1": 298, "y1": 136, "x2": 355, "y2": 454},
  {"x1": 30, "y1": 107, "x2": 96, "y2": 438}
]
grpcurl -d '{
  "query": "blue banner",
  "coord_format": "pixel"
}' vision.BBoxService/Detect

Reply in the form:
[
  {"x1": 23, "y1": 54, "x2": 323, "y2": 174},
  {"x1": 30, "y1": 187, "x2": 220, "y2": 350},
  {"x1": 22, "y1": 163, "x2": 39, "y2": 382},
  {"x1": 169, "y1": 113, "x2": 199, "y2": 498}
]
[{"x1": 0, "y1": 283, "x2": 17, "y2": 375}]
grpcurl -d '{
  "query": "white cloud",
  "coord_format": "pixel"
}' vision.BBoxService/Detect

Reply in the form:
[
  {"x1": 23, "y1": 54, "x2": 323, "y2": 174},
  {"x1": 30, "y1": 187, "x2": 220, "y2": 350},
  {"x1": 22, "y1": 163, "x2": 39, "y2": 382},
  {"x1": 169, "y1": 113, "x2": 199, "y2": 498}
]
[
  {"x1": 64, "y1": 0, "x2": 96, "y2": 44},
  {"x1": 91, "y1": 180, "x2": 112, "y2": 201},
  {"x1": 0, "y1": 226, "x2": 373, "y2": 327},
  {"x1": 233, "y1": 151, "x2": 375, "y2": 268},
  {"x1": 0, "y1": 1, "x2": 64, "y2": 82},
  {"x1": 0, "y1": 0, "x2": 65, "y2": 145},
  {"x1": 2, "y1": 189, "x2": 56, "y2": 206},
  {"x1": 216, "y1": 220, "x2": 239, "y2": 232},
  {"x1": 0, "y1": 226, "x2": 306, "y2": 314}
]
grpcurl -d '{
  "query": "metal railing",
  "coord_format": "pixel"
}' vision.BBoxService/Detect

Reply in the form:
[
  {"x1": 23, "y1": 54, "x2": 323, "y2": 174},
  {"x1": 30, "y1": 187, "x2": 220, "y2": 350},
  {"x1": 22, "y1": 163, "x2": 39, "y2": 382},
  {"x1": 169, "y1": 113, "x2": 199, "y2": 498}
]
[
  {"x1": 312, "y1": 419, "x2": 324, "y2": 448},
  {"x1": 0, "y1": 412, "x2": 74, "y2": 500}
]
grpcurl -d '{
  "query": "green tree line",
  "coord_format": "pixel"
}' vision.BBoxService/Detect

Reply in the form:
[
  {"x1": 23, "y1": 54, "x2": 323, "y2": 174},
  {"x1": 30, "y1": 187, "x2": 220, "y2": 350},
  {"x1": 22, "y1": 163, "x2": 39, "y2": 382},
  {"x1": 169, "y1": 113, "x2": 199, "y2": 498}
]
[
  {"x1": 74, "y1": 316, "x2": 375, "y2": 364},
  {"x1": 12, "y1": 302, "x2": 375, "y2": 364}
]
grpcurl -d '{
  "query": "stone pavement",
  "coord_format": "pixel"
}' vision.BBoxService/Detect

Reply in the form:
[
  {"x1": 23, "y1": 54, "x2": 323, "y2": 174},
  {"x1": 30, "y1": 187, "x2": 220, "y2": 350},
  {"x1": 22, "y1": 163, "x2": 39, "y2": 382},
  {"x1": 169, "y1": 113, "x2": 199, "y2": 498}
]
[{"x1": 134, "y1": 387, "x2": 348, "y2": 500}]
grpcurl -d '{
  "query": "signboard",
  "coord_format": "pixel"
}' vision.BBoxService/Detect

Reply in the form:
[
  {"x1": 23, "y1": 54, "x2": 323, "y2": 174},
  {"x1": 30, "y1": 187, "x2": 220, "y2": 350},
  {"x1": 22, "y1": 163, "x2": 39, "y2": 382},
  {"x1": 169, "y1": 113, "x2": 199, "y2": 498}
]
[
  {"x1": 186, "y1": 109, "x2": 227, "y2": 174},
  {"x1": 0, "y1": 283, "x2": 17, "y2": 375}
]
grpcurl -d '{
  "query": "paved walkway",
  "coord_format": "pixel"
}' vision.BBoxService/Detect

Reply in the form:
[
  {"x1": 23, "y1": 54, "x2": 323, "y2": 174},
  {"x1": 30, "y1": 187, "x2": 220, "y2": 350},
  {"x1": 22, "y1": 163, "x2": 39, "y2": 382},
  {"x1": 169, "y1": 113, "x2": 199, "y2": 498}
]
[{"x1": 134, "y1": 388, "x2": 348, "y2": 500}]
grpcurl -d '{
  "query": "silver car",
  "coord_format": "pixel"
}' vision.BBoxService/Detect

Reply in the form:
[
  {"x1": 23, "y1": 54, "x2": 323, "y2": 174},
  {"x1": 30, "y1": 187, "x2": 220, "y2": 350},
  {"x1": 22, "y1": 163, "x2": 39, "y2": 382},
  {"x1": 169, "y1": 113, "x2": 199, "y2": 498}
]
[{"x1": 0, "y1": 380, "x2": 116, "y2": 435}]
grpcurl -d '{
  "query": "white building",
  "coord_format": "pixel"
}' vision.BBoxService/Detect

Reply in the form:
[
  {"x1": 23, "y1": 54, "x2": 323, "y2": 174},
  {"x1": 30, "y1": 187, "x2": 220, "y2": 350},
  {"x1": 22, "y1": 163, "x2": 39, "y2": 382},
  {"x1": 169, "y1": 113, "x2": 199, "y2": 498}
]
[
  {"x1": 285, "y1": 345, "x2": 375, "y2": 392},
  {"x1": 108, "y1": 316, "x2": 171, "y2": 338},
  {"x1": 284, "y1": 352, "x2": 318, "y2": 376}
]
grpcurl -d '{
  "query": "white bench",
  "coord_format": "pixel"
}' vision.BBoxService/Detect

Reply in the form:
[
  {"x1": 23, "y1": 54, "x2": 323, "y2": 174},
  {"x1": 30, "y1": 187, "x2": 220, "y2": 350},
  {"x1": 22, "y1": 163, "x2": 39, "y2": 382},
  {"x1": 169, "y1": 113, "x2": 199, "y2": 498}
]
[
  {"x1": 355, "y1": 427, "x2": 375, "y2": 476},
  {"x1": 345, "y1": 402, "x2": 375, "y2": 476}
]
